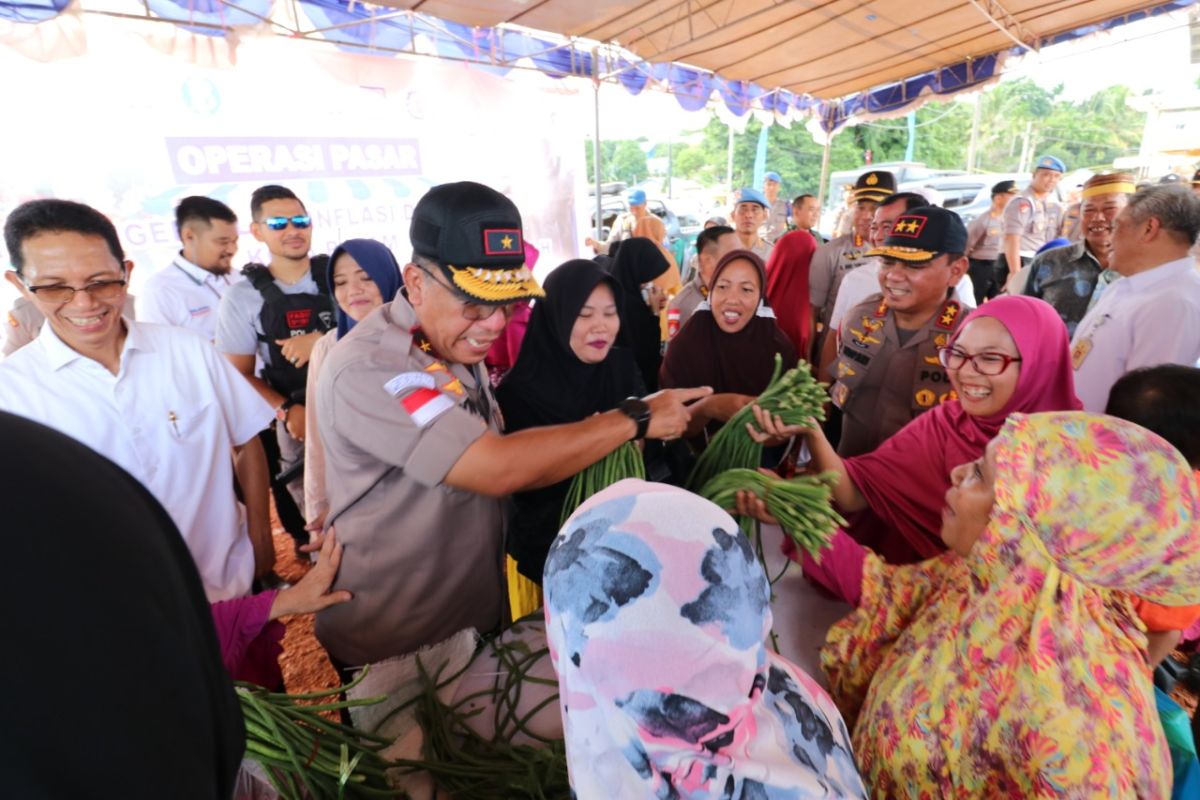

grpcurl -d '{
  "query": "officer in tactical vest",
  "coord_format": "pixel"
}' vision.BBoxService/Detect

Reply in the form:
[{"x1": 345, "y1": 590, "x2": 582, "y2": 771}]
[
  {"x1": 830, "y1": 206, "x2": 969, "y2": 457},
  {"x1": 216, "y1": 185, "x2": 334, "y2": 542}
]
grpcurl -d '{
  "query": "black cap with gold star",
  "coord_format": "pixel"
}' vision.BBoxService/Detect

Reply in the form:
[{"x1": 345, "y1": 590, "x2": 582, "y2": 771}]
[
  {"x1": 867, "y1": 206, "x2": 967, "y2": 262},
  {"x1": 410, "y1": 181, "x2": 543, "y2": 303},
  {"x1": 850, "y1": 170, "x2": 897, "y2": 204}
]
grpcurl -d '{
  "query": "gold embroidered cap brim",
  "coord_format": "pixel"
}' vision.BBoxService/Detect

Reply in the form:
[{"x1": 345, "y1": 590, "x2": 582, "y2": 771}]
[
  {"x1": 447, "y1": 263, "x2": 544, "y2": 302},
  {"x1": 867, "y1": 245, "x2": 938, "y2": 262},
  {"x1": 851, "y1": 188, "x2": 894, "y2": 203}
]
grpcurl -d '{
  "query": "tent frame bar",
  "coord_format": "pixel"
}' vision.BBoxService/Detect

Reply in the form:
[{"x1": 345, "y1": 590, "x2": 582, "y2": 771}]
[{"x1": 966, "y1": 0, "x2": 1040, "y2": 52}]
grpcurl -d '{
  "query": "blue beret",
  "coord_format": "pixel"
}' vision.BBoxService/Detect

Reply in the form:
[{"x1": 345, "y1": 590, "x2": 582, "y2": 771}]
[
  {"x1": 736, "y1": 187, "x2": 769, "y2": 208},
  {"x1": 1034, "y1": 155, "x2": 1066, "y2": 173},
  {"x1": 627, "y1": 189, "x2": 647, "y2": 206},
  {"x1": 764, "y1": 171, "x2": 782, "y2": 184}
]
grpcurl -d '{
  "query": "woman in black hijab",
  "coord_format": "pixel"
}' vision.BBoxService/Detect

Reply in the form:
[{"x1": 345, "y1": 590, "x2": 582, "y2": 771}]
[
  {"x1": 660, "y1": 249, "x2": 798, "y2": 445},
  {"x1": 496, "y1": 260, "x2": 643, "y2": 582},
  {"x1": 605, "y1": 238, "x2": 670, "y2": 392},
  {"x1": 0, "y1": 412, "x2": 244, "y2": 798}
]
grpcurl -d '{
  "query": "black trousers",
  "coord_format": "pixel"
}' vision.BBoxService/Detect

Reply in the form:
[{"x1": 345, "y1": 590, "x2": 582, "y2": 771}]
[{"x1": 967, "y1": 258, "x2": 999, "y2": 304}]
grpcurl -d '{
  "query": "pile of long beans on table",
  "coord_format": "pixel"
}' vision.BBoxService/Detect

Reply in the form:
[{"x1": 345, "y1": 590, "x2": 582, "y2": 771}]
[
  {"x1": 237, "y1": 669, "x2": 403, "y2": 799},
  {"x1": 559, "y1": 441, "x2": 645, "y2": 526},
  {"x1": 387, "y1": 630, "x2": 569, "y2": 799},
  {"x1": 684, "y1": 354, "x2": 827, "y2": 495}
]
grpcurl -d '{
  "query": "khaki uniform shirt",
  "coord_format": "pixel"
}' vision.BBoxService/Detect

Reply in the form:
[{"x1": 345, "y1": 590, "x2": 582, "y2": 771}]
[
  {"x1": 965, "y1": 211, "x2": 1004, "y2": 261},
  {"x1": 764, "y1": 198, "x2": 790, "y2": 243},
  {"x1": 808, "y1": 234, "x2": 872, "y2": 329},
  {"x1": 666, "y1": 279, "x2": 706, "y2": 338},
  {"x1": 1002, "y1": 186, "x2": 1064, "y2": 259},
  {"x1": 314, "y1": 295, "x2": 505, "y2": 665},
  {"x1": 831, "y1": 294, "x2": 964, "y2": 458}
]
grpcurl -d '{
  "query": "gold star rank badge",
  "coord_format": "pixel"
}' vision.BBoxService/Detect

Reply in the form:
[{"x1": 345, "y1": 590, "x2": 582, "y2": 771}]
[{"x1": 484, "y1": 228, "x2": 523, "y2": 255}]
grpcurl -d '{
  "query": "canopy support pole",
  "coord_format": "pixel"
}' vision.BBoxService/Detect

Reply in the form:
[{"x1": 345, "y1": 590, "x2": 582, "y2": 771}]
[
  {"x1": 816, "y1": 133, "x2": 833, "y2": 212},
  {"x1": 593, "y1": 69, "x2": 604, "y2": 240}
]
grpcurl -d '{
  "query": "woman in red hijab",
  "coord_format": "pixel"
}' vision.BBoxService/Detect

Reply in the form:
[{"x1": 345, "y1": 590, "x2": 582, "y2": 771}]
[
  {"x1": 742, "y1": 295, "x2": 1081, "y2": 571},
  {"x1": 765, "y1": 230, "x2": 818, "y2": 359}
]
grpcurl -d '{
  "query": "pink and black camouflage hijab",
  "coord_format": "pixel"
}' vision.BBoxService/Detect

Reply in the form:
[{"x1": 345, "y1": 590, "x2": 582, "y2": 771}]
[{"x1": 543, "y1": 479, "x2": 866, "y2": 798}]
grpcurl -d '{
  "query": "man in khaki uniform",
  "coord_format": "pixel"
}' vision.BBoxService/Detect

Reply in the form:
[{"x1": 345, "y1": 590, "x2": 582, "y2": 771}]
[
  {"x1": 314, "y1": 181, "x2": 706, "y2": 666},
  {"x1": 999, "y1": 154, "x2": 1065, "y2": 293},
  {"x1": 761, "y1": 172, "x2": 790, "y2": 243},
  {"x1": 830, "y1": 206, "x2": 968, "y2": 457},
  {"x1": 809, "y1": 170, "x2": 896, "y2": 360}
]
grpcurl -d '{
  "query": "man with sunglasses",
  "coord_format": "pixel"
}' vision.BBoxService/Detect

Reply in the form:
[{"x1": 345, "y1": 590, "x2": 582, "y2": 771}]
[
  {"x1": 829, "y1": 206, "x2": 969, "y2": 457},
  {"x1": 216, "y1": 185, "x2": 334, "y2": 539},
  {"x1": 311, "y1": 181, "x2": 709, "y2": 667},
  {"x1": 0, "y1": 198, "x2": 275, "y2": 599}
]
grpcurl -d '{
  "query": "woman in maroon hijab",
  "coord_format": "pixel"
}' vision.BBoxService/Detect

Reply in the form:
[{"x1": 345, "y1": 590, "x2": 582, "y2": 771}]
[
  {"x1": 660, "y1": 249, "x2": 798, "y2": 443},
  {"x1": 741, "y1": 295, "x2": 1081, "y2": 572},
  {"x1": 765, "y1": 229, "x2": 818, "y2": 359}
]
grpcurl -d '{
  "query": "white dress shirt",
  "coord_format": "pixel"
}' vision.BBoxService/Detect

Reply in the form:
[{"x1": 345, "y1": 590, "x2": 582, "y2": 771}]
[
  {"x1": 136, "y1": 254, "x2": 237, "y2": 340},
  {"x1": 0, "y1": 320, "x2": 274, "y2": 600},
  {"x1": 1071, "y1": 256, "x2": 1200, "y2": 411},
  {"x1": 828, "y1": 259, "x2": 976, "y2": 333}
]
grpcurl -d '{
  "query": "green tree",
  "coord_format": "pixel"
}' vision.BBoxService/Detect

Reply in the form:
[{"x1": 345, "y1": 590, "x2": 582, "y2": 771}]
[{"x1": 584, "y1": 139, "x2": 649, "y2": 185}]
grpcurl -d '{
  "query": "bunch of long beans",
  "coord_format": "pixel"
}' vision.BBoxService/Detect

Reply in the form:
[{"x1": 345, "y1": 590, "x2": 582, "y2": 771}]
[
  {"x1": 700, "y1": 468, "x2": 845, "y2": 561},
  {"x1": 559, "y1": 441, "x2": 645, "y2": 526},
  {"x1": 685, "y1": 354, "x2": 827, "y2": 493},
  {"x1": 237, "y1": 669, "x2": 404, "y2": 799},
  {"x1": 386, "y1": 628, "x2": 570, "y2": 799}
]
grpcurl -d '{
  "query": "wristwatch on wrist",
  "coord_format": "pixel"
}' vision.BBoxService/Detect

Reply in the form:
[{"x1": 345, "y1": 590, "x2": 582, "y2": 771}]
[
  {"x1": 275, "y1": 399, "x2": 295, "y2": 422},
  {"x1": 617, "y1": 397, "x2": 652, "y2": 441}
]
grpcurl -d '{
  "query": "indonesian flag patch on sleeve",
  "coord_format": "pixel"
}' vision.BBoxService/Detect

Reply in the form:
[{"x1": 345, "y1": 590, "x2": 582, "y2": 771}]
[
  {"x1": 401, "y1": 386, "x2": 455, "y2": 427},
  {"x1": 385, "y1": 371, "x2": 455, "y2": 427}
]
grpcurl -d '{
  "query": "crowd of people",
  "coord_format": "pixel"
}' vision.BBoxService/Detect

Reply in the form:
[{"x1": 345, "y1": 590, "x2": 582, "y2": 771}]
[{"x1": 3, "y1": 159, "x2": 1200, "y2": 797}]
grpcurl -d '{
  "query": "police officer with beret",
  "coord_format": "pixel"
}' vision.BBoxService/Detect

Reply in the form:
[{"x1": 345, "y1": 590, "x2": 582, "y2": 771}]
[
  {"x1": 313, "y1": 181, "x2": 709, "y2": 667},
  {"x1": 829, "y1": 206, "x2": 969, "y2": 457},
  {"x1": 999, "y1": 155, "x2": 1065, "y2": 293}
]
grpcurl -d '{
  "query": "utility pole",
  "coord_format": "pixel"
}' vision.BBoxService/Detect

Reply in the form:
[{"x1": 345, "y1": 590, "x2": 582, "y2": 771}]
[
  {"x1": 726, "y1": 123, "x2": 735, "y2": 193},
  {"x1": 965, "y1": 95, "x2": 982, "y2": 172},
  {"x1": 1018, "y1": 121, "x2": 1033, "y2": 173}
]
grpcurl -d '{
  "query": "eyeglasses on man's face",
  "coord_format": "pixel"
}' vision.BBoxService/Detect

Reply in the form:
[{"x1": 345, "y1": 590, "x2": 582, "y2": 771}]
[
  {"x1": 261, "y1": 215, "x2": 312, "y2": 231},
  {"x1": 420, "y1": 268, "x2": 517, "y2": 322},
  {"x1": 26, "y1": 278, "x2": 127, "y2": 305},
  {"x1": 938, "y1": 346, "x2": 1021, "y2": 376}
]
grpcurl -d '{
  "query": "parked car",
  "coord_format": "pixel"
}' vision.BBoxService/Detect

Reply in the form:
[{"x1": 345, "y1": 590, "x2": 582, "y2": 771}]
[{"x1": 953, "y1": 174, "x2": 1034, "y2": 225}]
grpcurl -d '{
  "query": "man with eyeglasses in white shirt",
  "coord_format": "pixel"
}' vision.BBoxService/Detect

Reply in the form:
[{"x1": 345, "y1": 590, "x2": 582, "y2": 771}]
[{"x1": 0, "y1": 198, "x2": 275, "y2": 599}]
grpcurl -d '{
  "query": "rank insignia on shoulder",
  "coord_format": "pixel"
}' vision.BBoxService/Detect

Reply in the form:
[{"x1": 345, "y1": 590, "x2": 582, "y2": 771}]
[
  {"x1": 936, "y1": 300, "x2": 961, "y2": 330},
  {"x1": 7, "y1": 312, "x2": 17, "y2": 328},
  {"x1": 424, "y1": 362, "x2": 447, "y2": 373}
]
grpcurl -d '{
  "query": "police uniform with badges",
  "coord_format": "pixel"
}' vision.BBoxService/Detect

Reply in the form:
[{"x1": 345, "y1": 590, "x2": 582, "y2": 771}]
[
  {"x1": 999, "y1": 155, "x2": 1065, "y2": 288},
  {"x1": 830, "y1": 206, "x2": 967, "y2": 457},
  {"x1": 809, "y1": 170, "x2": 897, "y2": 333},
  {"x1": 314, "y1": 182, "x2": 543, "y2": 667}
]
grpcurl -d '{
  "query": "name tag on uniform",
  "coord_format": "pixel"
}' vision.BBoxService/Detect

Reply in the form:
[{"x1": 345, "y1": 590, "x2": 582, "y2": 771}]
[{"x1": 189, "y1": 305, "x2": 212, "y2": 317}]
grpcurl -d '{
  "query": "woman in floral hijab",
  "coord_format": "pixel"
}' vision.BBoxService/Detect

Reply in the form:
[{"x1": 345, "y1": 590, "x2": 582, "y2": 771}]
[
  {"x1": 544, "y1": 480, "x2": 866, "y2": 798},
  {"x1": 823, "y1": 412, "x2": 1200, "y2": 797}
]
